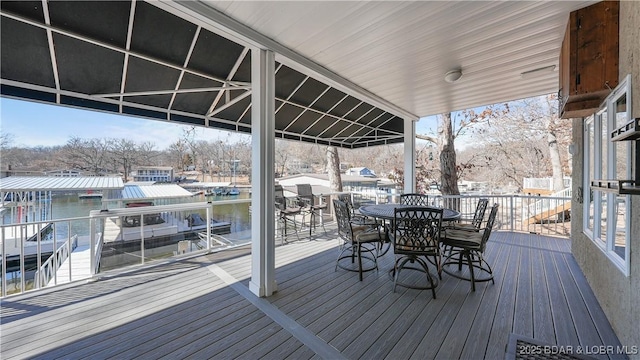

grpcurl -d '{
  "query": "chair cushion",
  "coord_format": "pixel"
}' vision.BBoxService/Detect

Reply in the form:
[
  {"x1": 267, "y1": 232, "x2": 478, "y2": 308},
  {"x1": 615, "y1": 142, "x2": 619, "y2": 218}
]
[
  {"x1": 442, "y1": 229, "x2": 483, "y2": 249},
  {"x1": 354, "y1": 227, "x2": 383, "y2": 243},
  {"x1": 395, "y1": 238, "x2": 438, "y2": 253},
  {"x1": 446, "y1": 223, "x2": 477, "y2": 231},
  {"x1": 281, "y1": 207, "x2": 301, "y2": 215}
]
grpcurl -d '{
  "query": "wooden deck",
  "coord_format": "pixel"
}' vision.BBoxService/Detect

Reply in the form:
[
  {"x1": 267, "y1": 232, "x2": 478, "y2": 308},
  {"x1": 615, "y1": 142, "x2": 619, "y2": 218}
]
[{"x1": 0, "y1": 230, "x2": 624, "y2": 359}]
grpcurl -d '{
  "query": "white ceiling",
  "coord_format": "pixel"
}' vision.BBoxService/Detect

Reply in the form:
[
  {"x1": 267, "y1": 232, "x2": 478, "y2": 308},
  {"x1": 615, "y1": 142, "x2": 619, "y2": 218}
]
[{"x1": 197, "y1": 0, "x2": 599, "y2": 118}]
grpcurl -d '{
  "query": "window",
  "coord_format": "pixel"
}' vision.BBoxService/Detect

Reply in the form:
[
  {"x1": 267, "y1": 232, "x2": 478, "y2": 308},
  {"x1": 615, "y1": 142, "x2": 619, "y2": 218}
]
[{"x1": 583, "y1": 74, "x2": 632, "y2": 275}]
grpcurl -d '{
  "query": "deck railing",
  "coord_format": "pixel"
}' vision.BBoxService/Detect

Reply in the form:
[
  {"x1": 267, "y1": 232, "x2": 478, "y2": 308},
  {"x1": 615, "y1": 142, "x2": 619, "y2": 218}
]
[
  {"x1": 523, "y1": 177, "x2": 572, "y2": 190},
  {"x1": 526, "y1": 187, "x2": 572, "y2": 218},
  {"x1": 1, "y1": 200, "x2": 251, "y2": 297},
  {"x1": 349, "y1": 191, "x2": 572, "y2": 237},
  {"x1": 2, "y1": 191, "x2": 571, "y2": 297}
]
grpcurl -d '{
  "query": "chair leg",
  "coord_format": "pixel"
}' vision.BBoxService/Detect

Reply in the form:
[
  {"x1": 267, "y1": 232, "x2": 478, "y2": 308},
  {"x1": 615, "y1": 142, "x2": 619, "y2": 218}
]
[
  {"x1": 477, "y1": 253, "x2": 495, "y2": 285},
  {"x1": 281, "y1": 215, "x2": 300, "y2": 243},
  {"x1": 466, "y1": 251, "x2": 475, "y2": 291},
  {"x1": 434, "y1": 254, "x2": 442, "y2": 280},
  {"x1": 358, "y1": 243, "x2": 363, "y2": 281}
]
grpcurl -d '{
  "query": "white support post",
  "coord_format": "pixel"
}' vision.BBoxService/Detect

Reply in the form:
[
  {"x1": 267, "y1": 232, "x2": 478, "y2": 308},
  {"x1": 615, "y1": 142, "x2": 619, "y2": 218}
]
[
  {"x1": 404, "y1": 118, "x2": 416, "y2": 194},
  {"x1": 249, "y1": 48, "x2": 277, "y2": 297}
]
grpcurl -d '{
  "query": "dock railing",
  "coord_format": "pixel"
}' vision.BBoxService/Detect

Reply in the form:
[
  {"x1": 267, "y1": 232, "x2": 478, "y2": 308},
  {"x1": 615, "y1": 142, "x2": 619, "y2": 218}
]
[{"x1": 33, "y1": 234, "x2": 78, "y2": 288}]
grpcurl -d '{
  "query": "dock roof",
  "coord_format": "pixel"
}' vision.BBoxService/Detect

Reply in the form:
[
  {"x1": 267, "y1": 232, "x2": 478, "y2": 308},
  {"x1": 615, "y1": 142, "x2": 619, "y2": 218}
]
[
  {"x1": 108, "y1": 184, "x2": 194, "y2": 202},
  {"x1": 0, "y1": 176, "x2": 124, "y2": 192}
]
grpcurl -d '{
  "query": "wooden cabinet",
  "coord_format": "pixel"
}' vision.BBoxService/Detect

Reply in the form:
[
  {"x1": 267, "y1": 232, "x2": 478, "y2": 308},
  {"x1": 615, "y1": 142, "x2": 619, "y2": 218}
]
[{"x1": 559, "y1": 1, "x2": 619, "y2": 119}]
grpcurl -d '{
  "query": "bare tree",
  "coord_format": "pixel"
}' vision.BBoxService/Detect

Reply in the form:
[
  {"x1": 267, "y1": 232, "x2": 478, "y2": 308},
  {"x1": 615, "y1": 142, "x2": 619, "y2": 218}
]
[
  {"x1": 275, "y1": 140, "x2": 301, "y2": 176},
  {"x1": 108, "y1": 139, "x2": 157, "y2": 181},
  {"x1": 137, "y1": 141, "x2": 159, "y2": 165},
  {"x1": 181, "y1": 127, "x2": 198, "y2": 171},
  {"x1": 416, "y1": 107, "x2": 506, "y2": 197},
  {"x1": 0, "y1": 132, "x2": 15, "y2": 169},
  {"x1": 0, "y1": 132, "x2": 14, "y2": 149},
  {"x1": 469, "y1": 95, "x2": 570, "y2": 192},
  {"x1": 194, "y1": 140, "x2": 215, "y2": 181},
  {"x1": 167, "y1": 140, "x2": 189, "y2": 171},
  {"x1": 438, "y1": 113, "x2": 460, "y2": 196},
  {"x1": 61, "y1": 136, "x2": 110, "y2": 175},
  {"x1": 326, "y1": 146, "x2": 342, "y2": 192},
  {"x1": 107, "y1": 138, "x2": 138, "y2": 181}
]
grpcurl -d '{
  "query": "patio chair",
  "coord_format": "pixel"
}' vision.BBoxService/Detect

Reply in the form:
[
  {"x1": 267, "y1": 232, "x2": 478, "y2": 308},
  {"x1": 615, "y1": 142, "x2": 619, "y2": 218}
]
[
  {"x1": 296, "y1": 184, "x2": 327, "y2": 236},
  {"x1": 440, "y1": 203, "x2": 499, "y2": 291},
  {"x1": 334, "y1": 199, "x2": 384, "y2": 281},
  {"x1": 338, "y1": 193, "x2": 377, "y2": 225},
  {"x1": 400, "y1": 193, "x2": 430, "y2": 206},
  {"x1": 442, "y1": 198, "x2": 488, "y2": 254},
  {"x1": 453, "y1": 198, "x2": 489, "y2": 230},
  {"x1": 390, "y1": 206, "x2": 443, "y2": 299},
  {"x1": 275, "y1": 185, "x2": 303, "y2": 242}
]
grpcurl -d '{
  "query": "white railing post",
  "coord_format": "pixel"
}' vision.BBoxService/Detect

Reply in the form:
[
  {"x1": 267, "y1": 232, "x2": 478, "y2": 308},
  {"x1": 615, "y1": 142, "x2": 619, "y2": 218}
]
[
  {"x1": 140, "y1": 214, "x2": 145, "y2": 265},
  {"x1": 206, "y1": 206, "x2": 212, "y2": 251},
  {"x1": 93, "y1": 234, "x2": 101, "y2": 275},
  {"x1": 35, "y1": 223, "x2": 42, "y2": 290},
  {"x1": 510, "y1": 196, "x2": 515, "y2": 231},
  {"x1": 53, "y1": 223, "x2": 58, "y2": 286},
  {"x1": 319, "y1": 195, "x2": 324, "y2": 225},
  {"x1": 20, "y1": 224, "x2": 25, "y2": 293},
  {"x1": 1, "y1": 227, "x2": 6, "y2": 297},
  {"x1": 89, "y1": 217, "x2": 96, "y2": 276}
]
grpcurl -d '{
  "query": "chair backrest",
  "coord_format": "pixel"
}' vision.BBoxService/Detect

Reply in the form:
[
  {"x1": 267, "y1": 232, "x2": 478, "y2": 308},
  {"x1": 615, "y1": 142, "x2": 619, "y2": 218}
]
[
  {"x1": 274, "y1": 185, "x2": 286, "y2": 211},
  {"x1": 400, "y1": 193, "x2": 429, "y2": 206},
  {"x1": 296, "y1": 183, "x2": 315, "y2": 206},
  {"x1": 333, "y1": 199, "x2": 353, "y2": 242},
  {"x1": 479, "y1": 203, "x2": 499, "y2": 251},
  {"x1": 471, "y1": 198, "x2": 489, "y2": 229},
  {"x1": 393, "y1": 206, "x2": 443, "y2": 254},
  {"x1": 338, "y1": 193, "x2": 356, "y2": 215}
]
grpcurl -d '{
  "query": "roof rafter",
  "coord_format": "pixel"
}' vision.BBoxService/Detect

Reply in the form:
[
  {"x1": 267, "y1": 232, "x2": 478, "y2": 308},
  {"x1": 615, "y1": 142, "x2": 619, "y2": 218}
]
[
  {"x1": 168, "y1": 25, "x2": 202, "y2": 113},
  {"x1": 41, "y1": 0, "x2": 61, "y2": 103}
]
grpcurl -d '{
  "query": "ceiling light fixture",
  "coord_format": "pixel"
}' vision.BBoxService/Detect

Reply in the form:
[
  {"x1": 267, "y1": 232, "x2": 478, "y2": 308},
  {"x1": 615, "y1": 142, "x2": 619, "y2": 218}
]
[
  {"x1": 444, "y1": 69, "x2": 463, "y2": 83},
  {"x1": 520, "y1": 65, "x2": 556, "y2": 79}
]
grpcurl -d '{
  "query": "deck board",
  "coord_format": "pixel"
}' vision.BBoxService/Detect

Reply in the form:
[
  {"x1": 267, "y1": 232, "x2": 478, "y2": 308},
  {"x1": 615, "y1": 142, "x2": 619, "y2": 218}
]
[
  {"x1": 564, "y1": 255, "x2": 624, "y2": 356},
  {"x1": 0, "y1": 231, "x2": 624, "y2": 360},
  {"x1": 553, "y1": 253, "x2": 605, "y2": 347},
  {"x1": 542, "y1": 249, "x2": 581, "y2": 348},
  {"x1": 513, "y1": 244, "x2": 533, "y2": 338},
  {"x1": 40, "y1": 288, "x2": 242, "y2": 359},
  {"x1": 458, "y1": 243, "x2": 512, "y2": 359},
  {"x1": 531, "y1": 247, "x2": 556, "y2": 344}
]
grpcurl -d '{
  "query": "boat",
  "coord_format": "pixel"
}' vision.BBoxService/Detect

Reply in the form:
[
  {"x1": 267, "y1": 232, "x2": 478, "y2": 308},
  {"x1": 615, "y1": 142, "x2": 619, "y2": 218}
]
[
  {"x1": 78, "y1": 190, "x2": 102, "y2": 199},
  {"x1": 227, "y1": 186, "x2": 240, "y2": 196},
  {"x1": 185, "y1": 213, "x2": 231, "y2": 234},
  {"x1": 3, "y1": 223, "x2": 61, "y2": 271}
]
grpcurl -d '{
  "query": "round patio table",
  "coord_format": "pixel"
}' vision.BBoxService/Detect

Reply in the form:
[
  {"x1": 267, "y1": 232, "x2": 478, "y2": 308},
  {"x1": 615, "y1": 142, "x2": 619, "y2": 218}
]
[
  {"x1": 358, "y1": 203, "x2": 461, "y2": 222},
  {"x1": 358, "y1": 203, "x2": 460, "y2": 257}
]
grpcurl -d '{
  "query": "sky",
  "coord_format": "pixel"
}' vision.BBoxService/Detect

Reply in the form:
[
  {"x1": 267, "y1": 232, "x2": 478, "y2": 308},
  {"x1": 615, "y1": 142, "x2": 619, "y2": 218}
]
[
  {"x1": 0, "y1": 98, "x2": 245, "y2": 149},
  {"x1": 1, "y1": 96, "x2": 456, "y2": 152}
]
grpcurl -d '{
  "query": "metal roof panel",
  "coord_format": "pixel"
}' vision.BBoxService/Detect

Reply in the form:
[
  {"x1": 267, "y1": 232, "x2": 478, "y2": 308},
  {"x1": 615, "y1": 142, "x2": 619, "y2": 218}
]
[{"x1": 0, "y1": 177, "x2": 124, "y2": 192}]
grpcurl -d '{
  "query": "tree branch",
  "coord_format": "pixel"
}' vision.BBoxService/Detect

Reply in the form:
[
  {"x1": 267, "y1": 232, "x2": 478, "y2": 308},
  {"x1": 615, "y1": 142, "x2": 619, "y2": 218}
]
[{"x1": 416, "y1": 134, "x2": 437, "y2": 144}]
